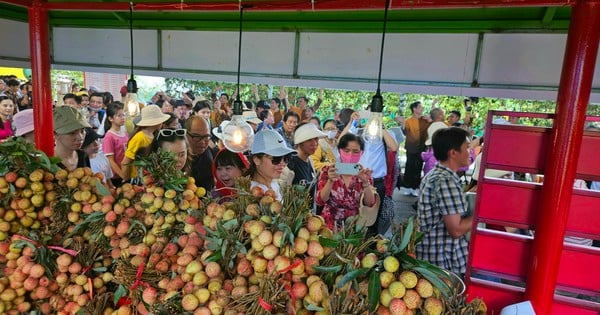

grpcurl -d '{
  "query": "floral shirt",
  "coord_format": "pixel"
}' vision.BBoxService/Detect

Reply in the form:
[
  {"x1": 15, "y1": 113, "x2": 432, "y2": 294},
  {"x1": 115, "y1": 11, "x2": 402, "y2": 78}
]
[{"x1": 316, "y1": 165, "x2": 373, "y2": 230}]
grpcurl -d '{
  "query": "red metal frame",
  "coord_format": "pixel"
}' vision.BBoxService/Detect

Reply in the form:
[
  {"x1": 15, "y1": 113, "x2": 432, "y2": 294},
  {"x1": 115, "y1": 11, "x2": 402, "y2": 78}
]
[
  {"x1": 524, "y1": 1, "x2": 600, "y2": 314},
  {"x1": 17, "y1": 0, "x2": 600, "y2": 312},
  {"x1": 2, "y1": 0, "x2": 576, "y2": 11},
  {"x1": 28, "y1": 0, "x2": 53, "y2": 156}
]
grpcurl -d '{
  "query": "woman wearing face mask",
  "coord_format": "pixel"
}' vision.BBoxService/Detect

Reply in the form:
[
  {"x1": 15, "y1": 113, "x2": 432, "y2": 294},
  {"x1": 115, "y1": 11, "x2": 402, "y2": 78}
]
[
  {"x1": 248, "y1": 129, "x2": 295, "y2": 202},
  {"x1": 310, "y1": 119, "x2": 341, "y2": 172},
  {"x1": 316, "y1": 133, "x2": 377, "y2": 230},
  {"x1": 212, "y1": 148, "x2": 250, "y2": 202}
]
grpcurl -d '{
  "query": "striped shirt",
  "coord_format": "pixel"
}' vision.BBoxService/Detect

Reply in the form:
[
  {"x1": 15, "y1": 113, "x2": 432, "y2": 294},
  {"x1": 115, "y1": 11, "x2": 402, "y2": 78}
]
[{"x1": 415, "y1": 164, "x2": 470, "y2": 274}]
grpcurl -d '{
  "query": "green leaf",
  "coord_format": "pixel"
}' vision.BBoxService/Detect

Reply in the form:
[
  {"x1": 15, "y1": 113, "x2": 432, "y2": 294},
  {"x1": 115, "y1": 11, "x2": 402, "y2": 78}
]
[
  {"x1": 293, "y1": 217, "x2": 304, "y2": 234},
  {"x1": 204, "y1": 251, "x2": 223, "y2": 263},
  {"x1": 412, "y1": 266, "x2": 451, "y2": 297},
  {"x1": 92, "y1": 267, "x2": 107, "y2": 273},
  {"x1": 368, "y1": 270, "x2": 381, "y2": 312},
  {"x1": 205, "y1": 238, "x2": 222, "y2": 251},
  {"x1": 399, "y1": 217, "x2": 414, "y2": 252},
  {"x1": 337, "y1": 268, "x2": 369, "y2": 289},
  {"x1": 222, "y1": 218, "x2": 238, "y2": 230},
  {"x1": 344, "y1": 233, "x2": 363, "y2": 246},
  {"x1": 304, "y1": 303, "x2": 324, "y2": 312},
  {"x1": 319, "y1": 237, "x2": 339, "y2": 248},
  {"x1": 114, "y1": 284, "x2": 128, "y2": 305},
  {"x1": 312, "y1": 265, "x2": 343, "y2": 273},
  {"x1": 95, "y1": 180, "x2": 111, "y2": 197}
]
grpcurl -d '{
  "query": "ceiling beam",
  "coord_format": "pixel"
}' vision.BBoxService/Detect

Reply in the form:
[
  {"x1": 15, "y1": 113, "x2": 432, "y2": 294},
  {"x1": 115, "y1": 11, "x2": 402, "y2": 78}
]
[{"x1": 40, "y1": 0, "x2": 576, "y2": 12}]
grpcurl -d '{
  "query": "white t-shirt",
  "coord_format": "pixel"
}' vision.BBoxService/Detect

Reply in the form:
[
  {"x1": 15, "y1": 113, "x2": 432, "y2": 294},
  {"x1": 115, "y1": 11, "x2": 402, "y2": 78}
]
[
  {"x1": 358, "y1": 130, "x2": 397, "y2": 179},
  {"x1": 90, "y1": 153, "x2": 113, "y2": 184},
  {"x1": 251, "y1": 180, "x2": 283, "y2": 202}
]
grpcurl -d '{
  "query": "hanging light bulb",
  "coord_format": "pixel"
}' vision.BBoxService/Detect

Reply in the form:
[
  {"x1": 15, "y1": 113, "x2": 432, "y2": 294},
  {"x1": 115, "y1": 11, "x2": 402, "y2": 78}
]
[
  {"x1": 125, "y1": 2, "x2": 139, "y2": 118},
  {"x1": 363, "y1": 0, "x2": 390, "y2": 144},
  {"x1": 125, "y1": 78, "x2": 140, "y2": 117},
  {"x1": 223, "y1": 99, "x2": 254, "y2": 152},
  {"x1": 222, "y1": 4, "x2": 254, "y2": 152},
  {"x1": 364, "y1": 92, "x2": 383, "y2": 143}
]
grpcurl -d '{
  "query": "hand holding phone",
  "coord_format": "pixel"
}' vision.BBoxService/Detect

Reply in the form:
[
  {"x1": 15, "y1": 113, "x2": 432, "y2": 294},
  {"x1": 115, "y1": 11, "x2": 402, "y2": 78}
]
[{"x1": 335, "y1": 162, "x2": 360, "y2": 175}]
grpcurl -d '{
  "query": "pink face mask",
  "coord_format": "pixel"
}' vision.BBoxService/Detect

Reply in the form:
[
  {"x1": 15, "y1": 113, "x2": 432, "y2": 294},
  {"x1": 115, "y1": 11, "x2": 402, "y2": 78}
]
[{"x1": 339, "y1": 150, "x2": 362, "y2": 163}]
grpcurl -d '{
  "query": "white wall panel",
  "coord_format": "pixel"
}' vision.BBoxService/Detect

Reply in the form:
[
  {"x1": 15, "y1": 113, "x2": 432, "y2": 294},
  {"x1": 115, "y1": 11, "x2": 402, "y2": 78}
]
[
  {"x1": 161, "y1": 30, "x2": 295, "y2": 74},
  {"x1": 297, "y1": 33, "x2": 478, "y2": 83},
  {"x1": 52, "y1": 27, "x2": 158, "y2": 68},
  {"x1": 0, "y1": 19, "x2": 30, "y2": 66}
]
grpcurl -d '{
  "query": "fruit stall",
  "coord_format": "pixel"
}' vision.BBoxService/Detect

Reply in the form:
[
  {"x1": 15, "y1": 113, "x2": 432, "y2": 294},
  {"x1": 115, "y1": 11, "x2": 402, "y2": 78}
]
[
  {"x1": 0, "y1": 138, "x2": 485, "y2": 314},
  {"x1": 1, "y1": 1, "x2": 600, "y2": 314}
]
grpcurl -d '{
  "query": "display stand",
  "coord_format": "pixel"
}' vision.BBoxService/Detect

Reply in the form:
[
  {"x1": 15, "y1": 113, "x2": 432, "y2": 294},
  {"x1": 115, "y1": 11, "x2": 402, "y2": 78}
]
[{"x1": 465, "y1": 110, "x2": 600, "y2": 314}]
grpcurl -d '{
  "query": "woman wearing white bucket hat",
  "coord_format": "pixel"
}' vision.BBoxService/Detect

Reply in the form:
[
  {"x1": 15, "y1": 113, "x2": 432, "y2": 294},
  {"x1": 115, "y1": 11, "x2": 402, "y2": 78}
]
[
  {"x1": 121, "y1": 105, "x2": 170, "y2": 181},
  {"x1": 248, "y1": 129, "x2": 295, "y2": 201}
]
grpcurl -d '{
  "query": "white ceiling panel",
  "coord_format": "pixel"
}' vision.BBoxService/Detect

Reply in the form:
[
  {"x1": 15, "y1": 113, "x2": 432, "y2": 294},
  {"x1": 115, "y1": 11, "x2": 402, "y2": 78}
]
[
  {"x1": 52, "y1": 27, "x2": 158, "y2": 68},
  {"x1": 297, "y1": 33, "x2": 478, "y2": 83},
  {"x1": 0, "y1": 19, "x2": 30, "y2": 65},
  {"x1": 161, "y1": 30, "x2": 295, "y2": 75},
  {"x1": 479, "y1": 34, "x2": 567, "y2": 87}
]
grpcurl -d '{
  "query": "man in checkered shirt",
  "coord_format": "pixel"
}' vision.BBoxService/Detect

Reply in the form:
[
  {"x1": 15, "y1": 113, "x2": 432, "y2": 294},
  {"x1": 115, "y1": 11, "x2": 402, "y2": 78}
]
[{"x1": 415, "y1": 127, "x2": 473, "y2": 276}]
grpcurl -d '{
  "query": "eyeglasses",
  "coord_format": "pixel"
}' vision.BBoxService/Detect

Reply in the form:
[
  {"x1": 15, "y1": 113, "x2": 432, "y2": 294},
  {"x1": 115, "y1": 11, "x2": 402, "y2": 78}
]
[
  {"x1": 188, "y1": 132, "x2": 211, "y2": 141},
  {"x1": 158, "y1": 128, "x2": 187, "y2": 137},
  {"x1": 265, "y1": 154, "x2": 291, "y2": 165}
]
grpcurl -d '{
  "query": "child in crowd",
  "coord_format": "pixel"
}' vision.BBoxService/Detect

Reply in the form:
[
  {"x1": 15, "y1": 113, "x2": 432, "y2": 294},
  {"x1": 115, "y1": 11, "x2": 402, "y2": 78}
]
[
  {"x1": 212, "y1": 148, "x2": 249, "y2": 202},
  {"x1": 121, "y1": 105, "x2": 170, "y2": 182},
  {"x1": 102, "y1": 103, "x2": 129, "y2": 187},
  {"x1": 81, "y1": 127, "x2": 113, "y2": 187}
]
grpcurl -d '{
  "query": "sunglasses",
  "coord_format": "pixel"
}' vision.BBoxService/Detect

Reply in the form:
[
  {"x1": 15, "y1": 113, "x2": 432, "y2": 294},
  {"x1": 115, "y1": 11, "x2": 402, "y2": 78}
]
[
  {"x1": 158, "y1": 128, "x2": 187, "y2": 137},
  {"x1": 265, "y1": 154, "x2": 291, "y2": 165}
]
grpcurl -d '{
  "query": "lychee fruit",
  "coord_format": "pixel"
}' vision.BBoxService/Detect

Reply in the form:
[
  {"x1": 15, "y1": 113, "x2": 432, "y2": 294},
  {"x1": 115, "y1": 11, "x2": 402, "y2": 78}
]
[
  {"x1": 424, "y1": 297, "x2": 443, "y2": 315},
  {"x1": 399, "y1": 271, "x2": 418, "y2": 289},
  {"x1": 402, "y1": 289, "x2": 422, "y2": 309},
  {"x1": 415, "y1": 278, "x2": 434, "y2": 298}
]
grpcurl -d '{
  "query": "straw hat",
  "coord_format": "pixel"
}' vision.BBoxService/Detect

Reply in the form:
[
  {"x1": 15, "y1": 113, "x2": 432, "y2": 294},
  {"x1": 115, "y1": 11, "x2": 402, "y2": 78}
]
[
  {"x1": 294, "y1": 122, "x2": 326, "y2": 144},
  {"x1": 425, "y1": 122, "x2": 448, "y2": 146},
  {"x1": 242, "y1": 110, "x2": 262, "y2": 125},
  {"x1": 136, "y1": 105, "x2": 170, "y2": 127}
]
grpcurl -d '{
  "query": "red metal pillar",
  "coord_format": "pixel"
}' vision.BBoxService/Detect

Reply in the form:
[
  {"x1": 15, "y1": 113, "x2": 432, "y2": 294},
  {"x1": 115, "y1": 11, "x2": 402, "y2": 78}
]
[
  {"x1": 28, "y1": 0, "x2": 54, "y2": 156},
  {"x1": 524, "y1": 1, "x2": 600, "y2": 314}
]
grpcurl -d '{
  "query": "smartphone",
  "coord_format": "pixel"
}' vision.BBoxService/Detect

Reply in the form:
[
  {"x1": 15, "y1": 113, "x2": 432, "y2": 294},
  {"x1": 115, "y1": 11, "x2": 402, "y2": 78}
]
[
  {"x1": 358, "y1": 110, "x2": 371, "y2": 120},
  {"x1": 335, "y1": 162, "x2": 360, "y2": 175}
]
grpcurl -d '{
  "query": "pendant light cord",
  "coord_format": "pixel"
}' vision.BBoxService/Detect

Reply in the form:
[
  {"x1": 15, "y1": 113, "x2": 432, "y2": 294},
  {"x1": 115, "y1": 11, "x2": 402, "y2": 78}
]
[
  {"x1": 129, "y1": 2, "x2": 134, "y2": 80},
  {"x1": 235, "y1": 5, "x2": 244, "y2": 103},
  {"x1": 376, "y1": 0, "x2": 390, "y2": 93}
]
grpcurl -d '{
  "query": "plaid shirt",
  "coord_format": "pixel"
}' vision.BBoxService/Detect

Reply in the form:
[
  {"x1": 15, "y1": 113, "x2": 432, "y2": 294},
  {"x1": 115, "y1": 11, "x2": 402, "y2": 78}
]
[{"x1": 415, "y1": 163, "x2": 469, "y2": 274}]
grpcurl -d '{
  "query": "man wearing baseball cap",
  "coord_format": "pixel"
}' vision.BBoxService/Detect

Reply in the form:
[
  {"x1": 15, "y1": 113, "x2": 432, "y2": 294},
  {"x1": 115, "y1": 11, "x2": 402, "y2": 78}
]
[{"x1": 280, "y1": 122, "x2": 326, "y2": 207}]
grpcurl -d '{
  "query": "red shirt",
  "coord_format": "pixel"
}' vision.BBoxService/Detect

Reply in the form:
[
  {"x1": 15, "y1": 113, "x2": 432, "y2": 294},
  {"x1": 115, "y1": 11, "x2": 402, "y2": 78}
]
[{"x1": 316, "y1": 165, "x2": 373, "y2": 230}]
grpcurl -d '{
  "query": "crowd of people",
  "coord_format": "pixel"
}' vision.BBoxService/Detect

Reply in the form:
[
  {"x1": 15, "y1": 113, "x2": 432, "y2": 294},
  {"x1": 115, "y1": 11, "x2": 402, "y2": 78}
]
[{"x1": 3, "y1": 74, "x2": 598, "y2": 280}]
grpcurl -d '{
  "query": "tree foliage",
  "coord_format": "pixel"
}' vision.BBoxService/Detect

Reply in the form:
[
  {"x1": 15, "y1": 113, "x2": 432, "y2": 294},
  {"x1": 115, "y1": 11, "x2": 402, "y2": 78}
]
[
  {"x1": 51, "y1": 70, "x2": 600, "y2": 133},
  {"x1": 165, "y1": 77, "x2": 600, "y2": 132}
]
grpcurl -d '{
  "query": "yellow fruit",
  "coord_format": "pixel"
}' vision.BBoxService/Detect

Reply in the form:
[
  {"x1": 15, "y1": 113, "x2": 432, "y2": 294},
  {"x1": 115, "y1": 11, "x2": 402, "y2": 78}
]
[
  {"x1": 196, "y1": 187, "x2": 206, "y2": 197},
  {"x1": 383, "y1": 256, "x2": 400, "y2": 273}
]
